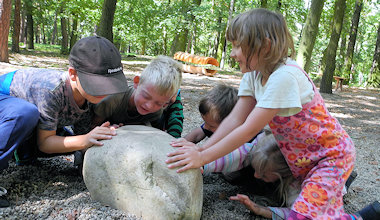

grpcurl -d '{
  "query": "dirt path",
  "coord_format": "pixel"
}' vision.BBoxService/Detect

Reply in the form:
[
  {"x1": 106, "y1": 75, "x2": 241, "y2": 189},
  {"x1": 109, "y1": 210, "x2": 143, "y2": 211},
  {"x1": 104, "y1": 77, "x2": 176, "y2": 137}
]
[{"x1": 0, "y1": 53, "x2": 379, "y2": 219}]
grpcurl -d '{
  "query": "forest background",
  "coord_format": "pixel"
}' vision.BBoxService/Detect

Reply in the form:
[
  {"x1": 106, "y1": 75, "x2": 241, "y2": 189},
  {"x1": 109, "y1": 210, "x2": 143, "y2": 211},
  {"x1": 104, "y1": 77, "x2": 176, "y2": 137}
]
[
  {"x1": 0, "y1": 0, "x2": 379, "y2": 91},
  {"x1": 0, "y1": 0, "x2": 379, "y2": 219}
]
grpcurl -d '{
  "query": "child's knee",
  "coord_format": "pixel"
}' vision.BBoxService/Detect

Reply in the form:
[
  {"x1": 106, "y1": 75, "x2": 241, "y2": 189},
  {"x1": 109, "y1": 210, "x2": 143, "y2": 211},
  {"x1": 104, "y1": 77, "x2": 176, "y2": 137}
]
[
  {"x1": 22, "y1": 103, "x2": 39, "y2": 124},
  {"x1": 12, "y1": 101, "x2": 39, "y2": 128}
]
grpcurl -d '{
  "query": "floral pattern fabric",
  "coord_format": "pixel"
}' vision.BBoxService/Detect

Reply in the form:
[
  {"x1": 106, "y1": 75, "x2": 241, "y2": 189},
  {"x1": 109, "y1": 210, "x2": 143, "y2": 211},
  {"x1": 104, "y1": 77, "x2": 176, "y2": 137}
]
[{"x1": 269, "y1": 64, "x2": 356, "y2": 219}]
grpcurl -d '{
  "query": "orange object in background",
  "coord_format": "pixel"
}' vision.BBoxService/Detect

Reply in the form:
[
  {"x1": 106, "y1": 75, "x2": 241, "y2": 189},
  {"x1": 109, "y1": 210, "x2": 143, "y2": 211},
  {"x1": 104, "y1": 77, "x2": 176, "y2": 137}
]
[{"x1": 173, "y1": 52, "x2": 219, "y2": 76}]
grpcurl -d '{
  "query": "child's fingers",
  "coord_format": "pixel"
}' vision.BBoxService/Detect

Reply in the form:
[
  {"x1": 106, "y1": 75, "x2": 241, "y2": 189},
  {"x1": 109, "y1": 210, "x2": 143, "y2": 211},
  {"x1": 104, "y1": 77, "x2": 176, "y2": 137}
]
[
  {"x1": 166, "y1": 159, "x2": 187, "y2": 169},
  {"x1": 229, "y1": 196, "x2": 239, "y2": 201},
  {"x1": 235, "y1": 194, "x2": 256, "y2": 210},
  {"x1": 236, "y1": 194, "x2": 249, "y2": 199},
  {"x1": 166, "y1": 149, "x2": 183, "y2": 157},
  {"x1": 170, "y1": 142, "x2": 185, "y2": 147},
  {"x1": 93, "y1": 126, "x2": 117, "y2": 136},
  {"x1": 165, "y1": 152, "x2": 186, "y2": 164},
  {"x1": 100, "y1": 121, "x2": 111, "y2": 127},
  {"x1": 176, "y1": 164, "x2": 193, "y2": 173},
  {"x1": 230, "y1": 194, "x2": 249, "y2": 203},
  {"x1": 170, "y1": 138, "x2": 194, "y2": 146},
  {"x1": 109, "y1": 124, "x2": 120, "y2": 130},
  {"x1": 171, "y1": 138, "x2": 186, "y2": 143},
  {"x1": 93, "y1": 134, "x2": 113, "y2": 140},
  {"x1": 89, "y1": 139, "x2": 104, "y2": 146},
  {"x1": 166, "y1": 146, "x2": 193, "y2": 158},
  {"x1": 170, "y1": 141, "x2": 186, "y2": 147}
]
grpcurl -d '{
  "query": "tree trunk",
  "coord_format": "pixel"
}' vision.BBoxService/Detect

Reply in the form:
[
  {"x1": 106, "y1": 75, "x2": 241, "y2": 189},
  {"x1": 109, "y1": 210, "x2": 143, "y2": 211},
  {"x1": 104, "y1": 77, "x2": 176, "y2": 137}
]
[
  {"x1": 337, "y1": 21, "x2": 348, "y2": 74},
  {"x1": 69, "y1": 17, "x2": 78, "y2": 51},
  {"x1": 170, "y1": 28, "x2": 188, "y2": 56},
  {"x1": 190, "y1": 22, "x2": 197, "y2": 54},
  {"x1": 60, "y1": 16, "x2": 68, "y2": 54},
  {"x1": 170, "y1": 0, "x2": 200, "y2": 56},
  {"x1": 366, "y1": 24, "x2": 380, "y2": 88},
  {"x1": 220, "y1": 0, "x2": 234, "y2": 69},
  {"x1": 170, "y1": 0, "x2": 189, "y2": 56},
  {"x1": 0, "y1": 0, "x2": 12, "y2": 62},
  {"x1": 162, "y1": 25, "x2": 167, "y2": 55},
  {"x1": 96, "y1": 0, "x2": 117, "y2": 42},
  {"x1": 211, "y1": 16, "x2": 222, "y2": 58},
  {"x1": 60, "y1": 2, "x2": 68, "y2": 55},
  {"x1": 51, "y1": 13, "x2": 57, "y2": 45},
  {"x1": 25, "y1": 0, "x2": 34, "y2": 49},
  {"x1": 11, "y1": 0, "x2": 21, "y2": 53},
  {"x1": 296, "y1": 0, "x2": 325, "y2": 73},
  {"x1": 20, "y1": 9, "x2": 25, "y2": 44},
  {"x1": 42, "y1": 22, "x2": 46, "y2": 44},
  {"x1": 319, "y1": 0, "x2": 346, "y2": 93},
  {"x1": 140, "y1": 37, "x2": 146, "y2": 55},
  {"x1": 343, "y1": 0, "x2": 363, "y2": 82},
  {"x1": 277, "y1": 0, "x2": 282, "y2": 10},
  {"x1": 35, "y1": 24, "x2": 39, "y2": 43}
]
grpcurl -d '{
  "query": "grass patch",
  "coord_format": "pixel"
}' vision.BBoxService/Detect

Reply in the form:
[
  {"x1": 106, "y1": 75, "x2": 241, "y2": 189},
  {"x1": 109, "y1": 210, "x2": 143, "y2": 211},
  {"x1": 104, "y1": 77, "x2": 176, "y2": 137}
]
[{"x1": 13, "y1": 43, "x2": 67, "y2": 58}]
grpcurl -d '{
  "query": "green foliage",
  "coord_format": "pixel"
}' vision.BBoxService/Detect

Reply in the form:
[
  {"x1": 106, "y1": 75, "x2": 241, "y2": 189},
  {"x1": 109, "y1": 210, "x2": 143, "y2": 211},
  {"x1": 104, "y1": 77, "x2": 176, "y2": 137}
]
[{"x1": 6, "y1": 0, "x2": 379, "y2": 84}]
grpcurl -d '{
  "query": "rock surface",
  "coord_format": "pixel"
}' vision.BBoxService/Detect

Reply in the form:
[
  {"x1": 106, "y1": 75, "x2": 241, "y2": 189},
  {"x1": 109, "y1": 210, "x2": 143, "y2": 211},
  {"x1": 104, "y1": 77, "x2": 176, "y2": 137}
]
[{"x1": 83, "y1": 125, "x2": 203, "y2": 220}]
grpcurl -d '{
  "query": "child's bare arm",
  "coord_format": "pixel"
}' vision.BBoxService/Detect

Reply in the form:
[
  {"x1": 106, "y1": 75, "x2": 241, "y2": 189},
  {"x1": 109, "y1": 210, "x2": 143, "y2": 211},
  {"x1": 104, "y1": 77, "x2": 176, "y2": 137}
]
[
  {"x1": 183, "y1": 127, "x2": 206, "y2": 143},
  {"x1": 230, "y1": 194, "x2": 272, "y2": 218},
  {"x1": 37, "y1": 121, "x2": 116, "y2": 154},
  {"x1": 167, "y1": 105, "x2": 279, "y2": 172},
  {"x1": 199, "y1": 107, "x2": 279, "y2": 167}
]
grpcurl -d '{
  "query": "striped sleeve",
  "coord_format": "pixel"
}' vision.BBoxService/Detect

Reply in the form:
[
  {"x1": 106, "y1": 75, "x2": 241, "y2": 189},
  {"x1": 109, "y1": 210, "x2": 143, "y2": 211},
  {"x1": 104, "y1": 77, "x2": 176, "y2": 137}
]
[
  {"x1": 203, "y1": 140, "x2": 257, "y2": 174},
  {"x1": 165, "y1": 92, "x2": 184, "y2": 138}
]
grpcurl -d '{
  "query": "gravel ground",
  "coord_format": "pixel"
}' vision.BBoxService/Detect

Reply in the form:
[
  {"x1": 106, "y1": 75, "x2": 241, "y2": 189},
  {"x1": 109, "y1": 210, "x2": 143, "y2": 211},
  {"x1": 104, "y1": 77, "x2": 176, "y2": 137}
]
[{"x1": 0, "y1": 55, "x2": 379, "y2": 219}]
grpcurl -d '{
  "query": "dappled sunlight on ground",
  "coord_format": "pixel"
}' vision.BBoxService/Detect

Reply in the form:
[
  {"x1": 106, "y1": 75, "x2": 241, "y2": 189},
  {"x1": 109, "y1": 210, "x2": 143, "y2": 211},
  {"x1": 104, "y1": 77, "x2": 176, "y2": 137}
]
[{"x1": 330, "y1": 112, "x2": 353, "y2": 118}]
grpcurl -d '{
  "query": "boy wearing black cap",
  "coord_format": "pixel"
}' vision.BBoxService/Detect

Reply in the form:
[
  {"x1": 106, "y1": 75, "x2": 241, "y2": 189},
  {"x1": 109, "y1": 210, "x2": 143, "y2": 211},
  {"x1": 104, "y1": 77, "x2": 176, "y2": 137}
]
[
  {"x1": 93, "y1": 55, "x2": 182, "y2": 130},
  {"x1": 0, "y1": 36, "x2": 128, "y2": 175}
]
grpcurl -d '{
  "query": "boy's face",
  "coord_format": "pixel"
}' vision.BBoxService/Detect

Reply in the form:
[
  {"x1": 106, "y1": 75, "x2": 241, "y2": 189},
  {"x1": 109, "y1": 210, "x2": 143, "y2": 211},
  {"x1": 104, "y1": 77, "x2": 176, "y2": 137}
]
[
  {"x1": 69, "y1": 68, "x2": 107, "y2": 105},
  {"x1": 201, "y1": 113, "x2": 220, "y2": 133},
  {"x1": 77, "y1": 80, "x2": 107, "y2": 104},
  {"x1": 134, "y1": 82, "x2": 172, "y2": 115}
]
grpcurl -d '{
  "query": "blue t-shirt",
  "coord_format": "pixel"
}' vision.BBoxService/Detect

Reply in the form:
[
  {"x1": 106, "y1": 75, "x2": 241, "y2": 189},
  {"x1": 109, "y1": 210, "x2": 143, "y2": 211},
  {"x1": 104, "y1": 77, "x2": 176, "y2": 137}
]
[{"x1": 3, "y1": 68, "x2": 92, "y2": 134}]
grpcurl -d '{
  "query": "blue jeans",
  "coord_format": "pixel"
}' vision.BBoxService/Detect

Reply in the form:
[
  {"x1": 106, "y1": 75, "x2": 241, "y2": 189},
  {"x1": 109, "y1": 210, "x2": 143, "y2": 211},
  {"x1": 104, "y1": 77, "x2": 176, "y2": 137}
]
[{"x1": 0, "y1": 95, "x2": 39, "y2": 171}]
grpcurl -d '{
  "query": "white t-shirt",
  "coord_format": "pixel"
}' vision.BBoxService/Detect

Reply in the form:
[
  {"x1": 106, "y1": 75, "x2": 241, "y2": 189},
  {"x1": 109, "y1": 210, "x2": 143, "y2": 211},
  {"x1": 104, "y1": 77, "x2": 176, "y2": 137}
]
[{"x1": 238, "y1": 59, "x2": 314, "y2": 117}]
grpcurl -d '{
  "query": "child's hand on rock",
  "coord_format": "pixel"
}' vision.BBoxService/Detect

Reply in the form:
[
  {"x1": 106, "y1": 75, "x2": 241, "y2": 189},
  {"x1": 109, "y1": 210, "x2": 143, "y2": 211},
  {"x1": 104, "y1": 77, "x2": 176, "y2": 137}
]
[{"x1": 170, "y1": 138, "x2": 200, "y2": 150}]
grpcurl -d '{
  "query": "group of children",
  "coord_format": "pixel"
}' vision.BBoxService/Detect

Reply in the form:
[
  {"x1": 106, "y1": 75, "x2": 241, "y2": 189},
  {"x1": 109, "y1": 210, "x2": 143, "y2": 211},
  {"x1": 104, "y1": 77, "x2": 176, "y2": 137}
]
[
  {"x1": 0, "y1": 8, "x2": 378, "y2": 220},
  {"x1": 0, "y1": 36, "x2": 183, "y2": 207}
]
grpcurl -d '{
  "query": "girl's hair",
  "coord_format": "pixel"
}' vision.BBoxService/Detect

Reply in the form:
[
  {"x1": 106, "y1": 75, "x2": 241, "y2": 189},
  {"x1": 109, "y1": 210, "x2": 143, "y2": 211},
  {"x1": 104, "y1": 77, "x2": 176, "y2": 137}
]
[
  {"x1": 251, "y1": 128, "x2": 294, "y2": 206},
  {"x1": 199, "y1": 84, "x2": 238, "y2": 124},
  {"x1": 140, "y1": 55, "x2": 183, "y2": 97},
  {"x1": 226, "y1": 8, "x2": 295, "y2": 74}
]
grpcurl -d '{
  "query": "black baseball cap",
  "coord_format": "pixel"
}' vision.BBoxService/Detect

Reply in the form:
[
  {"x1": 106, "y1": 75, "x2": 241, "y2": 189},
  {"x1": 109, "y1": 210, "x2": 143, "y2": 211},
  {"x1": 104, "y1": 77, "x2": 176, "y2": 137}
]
[{"x1": 69, "y1": 36, "x2": 128, "y2": 96}]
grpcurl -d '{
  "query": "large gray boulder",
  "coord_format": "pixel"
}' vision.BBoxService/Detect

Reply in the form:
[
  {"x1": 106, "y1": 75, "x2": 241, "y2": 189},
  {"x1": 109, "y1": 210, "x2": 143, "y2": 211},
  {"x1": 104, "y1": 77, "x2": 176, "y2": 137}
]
[{"x1": 83, "y1": 125, "x2": 203, "y2": 220}]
